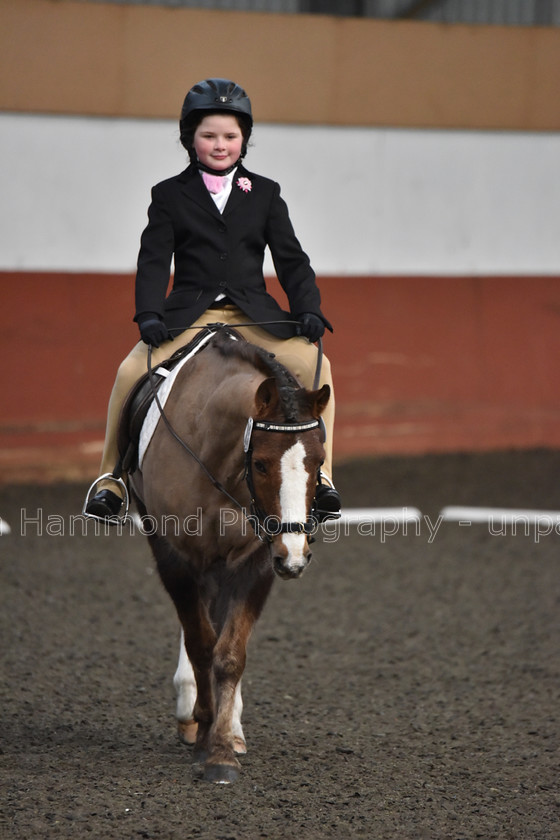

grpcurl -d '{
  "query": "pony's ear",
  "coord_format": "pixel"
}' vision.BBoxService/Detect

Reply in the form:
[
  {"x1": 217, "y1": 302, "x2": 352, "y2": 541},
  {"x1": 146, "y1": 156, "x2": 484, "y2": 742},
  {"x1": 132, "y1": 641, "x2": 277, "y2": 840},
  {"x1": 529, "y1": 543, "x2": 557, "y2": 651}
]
[
  {"x1": 307, "y1": 384, "x2": 330, "y2": 417},
  {"x1": 254, "y1": 377, "x2": 280, "y2": 417}
]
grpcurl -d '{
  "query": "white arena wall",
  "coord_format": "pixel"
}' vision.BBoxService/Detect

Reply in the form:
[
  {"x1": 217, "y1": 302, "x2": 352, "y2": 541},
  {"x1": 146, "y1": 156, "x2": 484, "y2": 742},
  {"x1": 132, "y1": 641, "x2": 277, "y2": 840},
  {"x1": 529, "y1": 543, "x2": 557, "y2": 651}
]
[{"x1": 2, "y1": 113, "x2": 560, "y2": 276}]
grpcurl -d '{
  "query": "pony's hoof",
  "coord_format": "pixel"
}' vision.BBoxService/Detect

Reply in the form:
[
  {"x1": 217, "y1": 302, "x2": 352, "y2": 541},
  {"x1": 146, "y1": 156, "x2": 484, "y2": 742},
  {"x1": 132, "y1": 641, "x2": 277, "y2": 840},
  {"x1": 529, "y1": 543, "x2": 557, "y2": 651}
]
[
  {"x1": 203, "y1": 763, "x2": 240, "y2": 784},
  {"x1": 177, "y1": 718, "x2": 198, "y2": 745},
  {"x1": 233, "y1": 735, "x2": 247, "y2": 755}
]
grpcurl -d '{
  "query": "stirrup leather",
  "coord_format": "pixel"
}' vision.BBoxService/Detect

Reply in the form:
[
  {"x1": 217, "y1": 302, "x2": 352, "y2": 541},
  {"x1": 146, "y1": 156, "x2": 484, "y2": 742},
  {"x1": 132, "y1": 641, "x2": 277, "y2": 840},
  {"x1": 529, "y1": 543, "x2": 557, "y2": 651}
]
[{"x1": 82, "y1": 473, "x2": 130, "y2": 524}]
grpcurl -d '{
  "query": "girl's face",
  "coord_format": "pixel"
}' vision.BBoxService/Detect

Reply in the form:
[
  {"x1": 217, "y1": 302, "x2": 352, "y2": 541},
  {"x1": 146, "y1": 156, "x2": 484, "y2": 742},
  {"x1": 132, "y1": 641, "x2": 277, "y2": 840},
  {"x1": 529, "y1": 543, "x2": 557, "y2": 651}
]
[{"x1": 193, "y1": 114, "x2": 244, "y2": 171}]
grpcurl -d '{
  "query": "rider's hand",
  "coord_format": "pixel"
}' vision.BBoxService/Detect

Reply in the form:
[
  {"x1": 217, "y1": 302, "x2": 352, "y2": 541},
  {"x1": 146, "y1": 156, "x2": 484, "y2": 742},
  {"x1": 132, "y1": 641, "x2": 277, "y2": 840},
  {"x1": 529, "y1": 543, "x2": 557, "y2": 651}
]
[
  {"x1": 298, "y1": 313, "x2": 325, "y2": 343},
  {"x1": 138, "y1": 314, "x2": 172, "y2": 348}
]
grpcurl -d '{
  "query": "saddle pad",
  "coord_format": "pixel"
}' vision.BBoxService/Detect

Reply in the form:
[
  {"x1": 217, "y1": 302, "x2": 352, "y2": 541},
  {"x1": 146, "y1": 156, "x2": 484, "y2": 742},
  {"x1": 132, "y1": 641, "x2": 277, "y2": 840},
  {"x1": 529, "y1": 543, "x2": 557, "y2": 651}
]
[{"x1": 138, "y1": 330, "x2": 216, "y2": 468}]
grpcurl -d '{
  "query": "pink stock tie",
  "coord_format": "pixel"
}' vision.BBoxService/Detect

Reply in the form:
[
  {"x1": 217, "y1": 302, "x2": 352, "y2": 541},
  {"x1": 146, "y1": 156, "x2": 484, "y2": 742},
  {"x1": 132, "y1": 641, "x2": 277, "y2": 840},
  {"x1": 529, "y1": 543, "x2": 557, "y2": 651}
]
[{"x1": 201, "y1": 172, "x2": 226, "y2": 194}]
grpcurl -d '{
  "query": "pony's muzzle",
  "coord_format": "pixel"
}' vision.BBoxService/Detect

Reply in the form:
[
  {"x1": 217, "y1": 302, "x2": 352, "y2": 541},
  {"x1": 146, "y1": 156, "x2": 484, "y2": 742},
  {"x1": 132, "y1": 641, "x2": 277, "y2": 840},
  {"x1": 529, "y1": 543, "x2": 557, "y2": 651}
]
[{"x1": 271, "y1": 537, "x2": 312, "y2": 580}]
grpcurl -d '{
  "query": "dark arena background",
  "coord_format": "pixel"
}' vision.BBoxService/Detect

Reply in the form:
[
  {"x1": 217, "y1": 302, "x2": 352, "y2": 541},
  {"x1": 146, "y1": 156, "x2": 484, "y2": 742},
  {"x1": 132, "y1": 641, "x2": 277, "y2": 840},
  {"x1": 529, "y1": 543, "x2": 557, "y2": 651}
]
[
  {"x1": 1, "y1": 1, "x2": 559, "y2": 837},
  {"x1": 2, "y1": 452, "x2": 559, "y2": 838}
]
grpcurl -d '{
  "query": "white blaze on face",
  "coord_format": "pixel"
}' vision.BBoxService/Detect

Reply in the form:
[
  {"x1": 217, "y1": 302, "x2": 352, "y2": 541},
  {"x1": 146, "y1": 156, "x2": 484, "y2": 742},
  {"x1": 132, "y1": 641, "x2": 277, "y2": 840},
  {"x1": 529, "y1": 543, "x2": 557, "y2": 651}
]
[{"x1": 279, "y1": 440, "x2": 308, "y2": 558}]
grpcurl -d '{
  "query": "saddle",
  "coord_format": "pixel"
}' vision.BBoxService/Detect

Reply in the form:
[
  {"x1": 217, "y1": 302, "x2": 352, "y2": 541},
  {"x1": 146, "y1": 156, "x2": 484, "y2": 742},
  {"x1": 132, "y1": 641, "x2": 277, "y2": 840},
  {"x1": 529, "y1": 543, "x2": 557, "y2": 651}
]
[{"x1": 116, "y1": 327, "x2": 219, "y2": 475}]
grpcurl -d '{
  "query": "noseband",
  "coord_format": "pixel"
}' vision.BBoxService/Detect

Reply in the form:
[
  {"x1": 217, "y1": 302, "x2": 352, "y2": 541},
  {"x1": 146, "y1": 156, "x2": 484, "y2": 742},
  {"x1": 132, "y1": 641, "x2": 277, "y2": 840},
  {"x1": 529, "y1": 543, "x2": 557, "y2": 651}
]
[{"x1": 243, "y1": 417, "x2": 321, "y2": 543}]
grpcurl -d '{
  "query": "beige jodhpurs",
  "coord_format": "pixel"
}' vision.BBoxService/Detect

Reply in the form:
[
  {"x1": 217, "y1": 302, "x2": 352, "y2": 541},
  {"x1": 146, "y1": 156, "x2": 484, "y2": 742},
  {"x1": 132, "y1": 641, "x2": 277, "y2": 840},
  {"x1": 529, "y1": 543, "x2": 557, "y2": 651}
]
[{"x1": 98, "y1": 305, "x2": 335, "y2": 490}]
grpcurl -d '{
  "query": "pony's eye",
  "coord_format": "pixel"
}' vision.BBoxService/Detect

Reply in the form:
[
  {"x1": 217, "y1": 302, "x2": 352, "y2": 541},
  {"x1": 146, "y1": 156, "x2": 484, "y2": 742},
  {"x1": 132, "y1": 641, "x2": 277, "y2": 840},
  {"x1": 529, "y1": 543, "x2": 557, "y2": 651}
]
[{"x1": 254, "y1": 460, "x2": 267, "y2": 475}]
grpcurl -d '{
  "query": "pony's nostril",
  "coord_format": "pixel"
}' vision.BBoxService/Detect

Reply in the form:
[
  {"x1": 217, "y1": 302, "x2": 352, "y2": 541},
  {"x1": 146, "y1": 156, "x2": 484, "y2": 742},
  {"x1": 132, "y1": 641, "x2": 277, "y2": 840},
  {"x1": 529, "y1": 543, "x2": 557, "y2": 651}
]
[
  {"x1": 273, "y1": 553, "x2": 311, "y2": 580},
  {"x1": 273, "y1": 555, "x2": 298, "y2": 579}
]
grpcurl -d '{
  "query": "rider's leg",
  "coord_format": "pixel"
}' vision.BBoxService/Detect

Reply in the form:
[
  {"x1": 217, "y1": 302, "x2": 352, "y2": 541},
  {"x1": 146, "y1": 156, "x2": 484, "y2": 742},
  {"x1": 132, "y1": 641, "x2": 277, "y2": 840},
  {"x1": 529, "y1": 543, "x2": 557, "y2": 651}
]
[
  {"x1": 85, "y1": 332, "x2": 200, "y2": 517},
  {"x1": 95, "y1": 343, "x2": 149, "y2": 492}
]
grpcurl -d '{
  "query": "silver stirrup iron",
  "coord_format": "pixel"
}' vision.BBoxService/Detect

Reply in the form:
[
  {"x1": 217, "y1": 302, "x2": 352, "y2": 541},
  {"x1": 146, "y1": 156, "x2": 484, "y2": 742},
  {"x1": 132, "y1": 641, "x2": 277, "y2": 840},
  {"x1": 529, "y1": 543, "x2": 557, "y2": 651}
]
[
  {"x1": 319, "y1": 470, "x2": 335, "y2": 489},
  {"x1": 82, "y1": 473, "x2": 130, "y2": 524}
]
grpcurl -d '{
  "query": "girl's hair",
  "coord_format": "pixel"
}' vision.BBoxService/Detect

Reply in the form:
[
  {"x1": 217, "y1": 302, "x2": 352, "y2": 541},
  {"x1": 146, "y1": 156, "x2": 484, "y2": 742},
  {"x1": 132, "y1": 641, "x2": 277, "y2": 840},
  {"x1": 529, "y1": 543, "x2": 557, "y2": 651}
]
[{"x1": 180, "y1": 111, "x2": 252, "y2": 165}]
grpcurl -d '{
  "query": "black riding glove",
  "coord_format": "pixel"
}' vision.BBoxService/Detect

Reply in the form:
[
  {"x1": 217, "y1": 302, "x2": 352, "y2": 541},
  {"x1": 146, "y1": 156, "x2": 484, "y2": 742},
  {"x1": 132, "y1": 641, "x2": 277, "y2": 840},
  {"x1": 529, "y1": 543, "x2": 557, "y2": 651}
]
[
  {"x1": 298, "y1": 313, "x2": 325, "y2": 343},
  {"x1": 138, "y1": 314, "x2": 172, "y2": 348}
]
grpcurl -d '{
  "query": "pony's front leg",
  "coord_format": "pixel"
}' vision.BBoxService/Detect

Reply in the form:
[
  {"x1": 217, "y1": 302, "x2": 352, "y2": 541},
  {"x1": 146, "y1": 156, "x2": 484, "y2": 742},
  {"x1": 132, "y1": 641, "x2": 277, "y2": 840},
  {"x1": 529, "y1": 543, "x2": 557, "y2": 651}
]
[
  {"x1": 149, "y1": 534, "x2": 216, "y2": 757},
  {"x1": 180, "y1": 613, "x2": 217, "y2": 762},
  {"x1": 203, "y1": 637, "x2": 247, "y2": 784},
  {"x1": 232, "y1": 681, "x2": 246, "y2": 754},
  {"x1": 204, "y1": 573, "x2": 274, "y2": 783},
  {"x1": 174, "y1": 629, "x2": 246, "y2": 753}
]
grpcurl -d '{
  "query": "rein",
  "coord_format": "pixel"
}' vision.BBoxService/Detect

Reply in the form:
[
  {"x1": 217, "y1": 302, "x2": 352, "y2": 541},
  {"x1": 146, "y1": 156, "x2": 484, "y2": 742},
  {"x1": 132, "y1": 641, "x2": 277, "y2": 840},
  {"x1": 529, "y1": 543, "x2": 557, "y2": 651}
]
[
  {"x1": 146, "y1": 323, "x2": 323, "y2": 542},
  {"x1": 169, "y1": 320, "x2": 323, "y2": 390}
]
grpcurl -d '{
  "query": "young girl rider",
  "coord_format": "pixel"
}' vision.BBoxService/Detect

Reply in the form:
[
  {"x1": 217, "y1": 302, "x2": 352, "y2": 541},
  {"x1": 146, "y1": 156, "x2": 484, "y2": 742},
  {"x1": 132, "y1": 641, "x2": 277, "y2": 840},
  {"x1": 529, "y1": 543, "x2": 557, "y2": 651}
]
[{"x1": 85, "y1": 78, "x2": 341, "y2": 522}]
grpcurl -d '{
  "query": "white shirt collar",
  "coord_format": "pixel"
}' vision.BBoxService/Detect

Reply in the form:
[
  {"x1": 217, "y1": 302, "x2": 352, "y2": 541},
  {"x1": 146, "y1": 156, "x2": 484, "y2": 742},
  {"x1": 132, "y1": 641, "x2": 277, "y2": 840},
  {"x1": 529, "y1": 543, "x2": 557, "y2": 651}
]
[{"x1": 202, "y1": 167, "x2": 237, "y2": 214}]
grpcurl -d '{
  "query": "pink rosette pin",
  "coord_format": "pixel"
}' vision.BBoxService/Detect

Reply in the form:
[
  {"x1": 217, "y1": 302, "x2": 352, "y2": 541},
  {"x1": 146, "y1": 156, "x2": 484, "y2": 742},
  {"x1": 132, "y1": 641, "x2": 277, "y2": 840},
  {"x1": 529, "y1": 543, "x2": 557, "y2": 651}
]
[{"x1": 236, "y1": 176, "x2": 252, "y2": 193}]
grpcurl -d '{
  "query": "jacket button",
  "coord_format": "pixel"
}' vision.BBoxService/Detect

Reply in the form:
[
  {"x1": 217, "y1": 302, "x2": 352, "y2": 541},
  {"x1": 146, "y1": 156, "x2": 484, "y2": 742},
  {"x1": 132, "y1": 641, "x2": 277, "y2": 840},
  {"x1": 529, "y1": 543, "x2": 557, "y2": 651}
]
[
  {"x1": 219, "y1": 252, "x2": 228, "y2": 260},
  {"x1": 218, "y1": 224, "x2": 226, "y2": 233}
]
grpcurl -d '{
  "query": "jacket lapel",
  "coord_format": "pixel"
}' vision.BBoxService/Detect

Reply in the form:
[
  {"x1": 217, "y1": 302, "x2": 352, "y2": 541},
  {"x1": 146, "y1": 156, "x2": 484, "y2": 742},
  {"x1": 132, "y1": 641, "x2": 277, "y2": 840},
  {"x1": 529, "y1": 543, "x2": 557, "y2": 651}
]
[
  {"x1": 178, "y1": 166, "x2": 222, "y2": 218},
  {"x1": 177, "y1": 164, "x2": 252, "y2": 218},
  {"x1": 223, "y1": 166, "x2": 252, "y2": 217}
]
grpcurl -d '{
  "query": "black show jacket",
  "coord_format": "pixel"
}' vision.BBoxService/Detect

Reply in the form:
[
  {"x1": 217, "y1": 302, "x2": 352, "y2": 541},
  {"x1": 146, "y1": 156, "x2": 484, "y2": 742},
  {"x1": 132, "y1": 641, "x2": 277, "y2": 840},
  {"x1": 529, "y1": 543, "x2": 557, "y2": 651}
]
[{"x1": 134, "y1": 164, "x2": 332, "y2": 339}]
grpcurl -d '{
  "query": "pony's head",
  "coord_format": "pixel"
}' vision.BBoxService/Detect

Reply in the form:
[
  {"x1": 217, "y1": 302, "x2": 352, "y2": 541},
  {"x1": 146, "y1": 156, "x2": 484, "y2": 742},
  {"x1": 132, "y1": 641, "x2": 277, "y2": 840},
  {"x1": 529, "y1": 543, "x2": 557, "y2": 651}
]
[
  {"x1": 246, "y1": 370, "x2": 330, "y2": 579},
  {"x1": 212, "y1": 331, "x2": 330, "y2": 578}
]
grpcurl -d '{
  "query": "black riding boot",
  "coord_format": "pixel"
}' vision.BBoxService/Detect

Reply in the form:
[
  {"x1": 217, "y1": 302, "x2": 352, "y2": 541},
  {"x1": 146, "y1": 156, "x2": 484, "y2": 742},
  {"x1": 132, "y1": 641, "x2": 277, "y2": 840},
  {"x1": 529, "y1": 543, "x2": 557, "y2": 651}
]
[
  {"x1": 314, "y1": 481, "x2": 342, "y2": 522},
  {"x1": 85, "y1": 488, "x2": 123, "y2": 519}
]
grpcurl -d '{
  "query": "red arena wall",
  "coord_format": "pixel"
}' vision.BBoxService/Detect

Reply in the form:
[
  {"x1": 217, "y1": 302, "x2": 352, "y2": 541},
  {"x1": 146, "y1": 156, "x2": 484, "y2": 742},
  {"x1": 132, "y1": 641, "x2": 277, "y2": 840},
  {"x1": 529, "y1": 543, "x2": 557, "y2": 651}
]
[{"x1": 1, "y1": 273, "x2": 559, "y2": 482}]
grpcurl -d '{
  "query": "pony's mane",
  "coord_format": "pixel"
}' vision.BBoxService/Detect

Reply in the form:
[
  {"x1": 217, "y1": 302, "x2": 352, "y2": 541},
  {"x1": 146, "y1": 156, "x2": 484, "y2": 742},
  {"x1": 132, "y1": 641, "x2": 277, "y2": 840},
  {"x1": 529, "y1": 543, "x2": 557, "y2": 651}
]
[{"x1": 212, "y1": 331, "x2": 303, "y2": 422}]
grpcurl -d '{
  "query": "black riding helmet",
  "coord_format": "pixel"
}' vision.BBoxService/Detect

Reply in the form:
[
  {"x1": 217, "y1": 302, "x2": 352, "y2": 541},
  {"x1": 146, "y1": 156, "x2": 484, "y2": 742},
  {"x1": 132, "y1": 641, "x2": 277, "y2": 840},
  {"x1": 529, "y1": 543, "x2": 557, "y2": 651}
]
[{"x1": 179, "y1": 78, "x2": 253, "y2": 168}]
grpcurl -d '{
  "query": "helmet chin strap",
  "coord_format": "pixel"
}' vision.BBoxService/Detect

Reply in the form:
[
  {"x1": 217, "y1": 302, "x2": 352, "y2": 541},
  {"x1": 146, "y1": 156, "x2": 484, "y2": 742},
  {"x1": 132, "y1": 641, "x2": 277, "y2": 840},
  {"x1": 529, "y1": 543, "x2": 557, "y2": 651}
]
[{"x1": 196, "y1": 158, "x2": 242, "y2": 177}]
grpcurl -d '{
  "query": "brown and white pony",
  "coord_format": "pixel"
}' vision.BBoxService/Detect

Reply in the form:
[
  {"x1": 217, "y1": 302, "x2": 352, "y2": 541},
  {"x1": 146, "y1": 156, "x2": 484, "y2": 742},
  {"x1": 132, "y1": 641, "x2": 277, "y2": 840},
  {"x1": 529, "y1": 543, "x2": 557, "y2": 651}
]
[{"x1": 131, "y1": 330, "x2": 329, "y2": 783}]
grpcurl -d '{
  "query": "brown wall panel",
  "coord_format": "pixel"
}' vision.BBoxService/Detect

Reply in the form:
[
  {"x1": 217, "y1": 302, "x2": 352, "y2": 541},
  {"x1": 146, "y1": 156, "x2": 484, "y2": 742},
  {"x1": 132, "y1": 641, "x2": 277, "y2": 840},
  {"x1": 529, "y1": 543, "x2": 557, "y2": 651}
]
[
  {"x1": 2, "y1": 1, "x2": 126, "y2": 115},
  {"x1": 3, "y1": 0, "x2": 560, "y2": 129}
]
